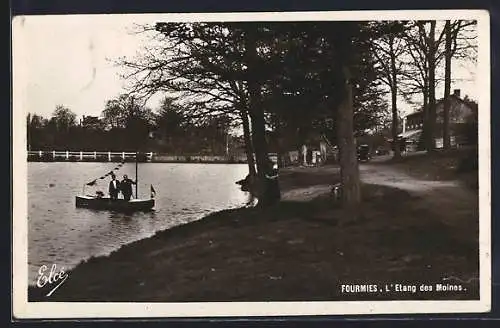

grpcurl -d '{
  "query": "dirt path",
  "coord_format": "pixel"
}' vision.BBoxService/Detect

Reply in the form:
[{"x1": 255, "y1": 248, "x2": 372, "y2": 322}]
[
  {"x1": 360, "y1": 163, "x2": 478, "y2": 224},
  {"x1": 281, "y1": 163, "x2": 478, "y2": 237},
  {"x1": 280, "y1": 163, "x2": 462, "y2": 202},
  {"x1": 281, "y1": 184, "x2": 333, "y2": 201},
  {"x1": 280, "y1": 163, "x2": 480, "y2": 285},
  {"x1": 279, "y1": 165, "x2": 339, "y2": 202},
  {"x1": 281, "y1": 163, "x2": 474, "y2": 202},
  {"x1": 359, "y1": 164, "x2": 460, "y2": 192},
  {"x1": 356, "y1": 163, "x2": 479, "y2": 258}
]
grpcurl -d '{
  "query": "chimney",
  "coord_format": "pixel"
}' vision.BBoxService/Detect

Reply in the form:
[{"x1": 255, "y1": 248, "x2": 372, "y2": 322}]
[{"x1": 453, "y1": 89, "x2": 461, "y2": 98}]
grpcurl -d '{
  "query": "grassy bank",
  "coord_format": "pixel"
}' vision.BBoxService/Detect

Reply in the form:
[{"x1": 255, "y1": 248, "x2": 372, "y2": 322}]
[{"x1": 29, "y1": 162, "x2": 479, "y2": 302}]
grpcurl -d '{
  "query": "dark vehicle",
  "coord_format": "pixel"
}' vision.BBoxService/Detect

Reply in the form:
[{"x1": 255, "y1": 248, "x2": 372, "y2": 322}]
[
  {"x1": 357, "y1": 144, "x2": 371, "y2": 162},
  {"x1": 391, "y1": 136, "x2": 406, "y2": 152}
]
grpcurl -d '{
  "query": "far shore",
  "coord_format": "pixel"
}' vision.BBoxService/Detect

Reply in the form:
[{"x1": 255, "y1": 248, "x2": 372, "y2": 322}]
[
  {"x1": 27, "y1": 158, "x2": 248, "y2": 164},
  {"x1": 28, "y1": 150, "x2": 479, "y2": 302}
]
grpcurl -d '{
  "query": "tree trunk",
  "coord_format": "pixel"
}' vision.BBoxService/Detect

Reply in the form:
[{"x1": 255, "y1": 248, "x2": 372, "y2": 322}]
[
  {"x1": 240, "y1": 108, "x2": 257, "y2": 178},
  {"x1": 337, "y1": 65, "x2": 361, "y2": 208},
  {"x1": 427, "y1": 21, "x2": 437, "y2": 151},
  {"x1": 274, "y1": 121, "x2": 286, "y2": 168},
  {"x1": 389, "y1": 36, "x2": 401, "y2": 159},
  {"x1": 296, "y1": 127, "x2": 306, "y2": 166},
  {"x1": 243, "y1": 28, "x2": 279, "y2": 206},
  {"x1": 443, "y1": 20, "x2": 452, "y2": 150},
  {"x1": 419, "y1": 83, "x2": 429, "y2": 151}
]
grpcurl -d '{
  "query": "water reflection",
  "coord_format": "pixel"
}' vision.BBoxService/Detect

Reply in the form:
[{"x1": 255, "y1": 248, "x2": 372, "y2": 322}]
[{"x1": 107, "y1": 210, "x2": 159, "y2": 236}]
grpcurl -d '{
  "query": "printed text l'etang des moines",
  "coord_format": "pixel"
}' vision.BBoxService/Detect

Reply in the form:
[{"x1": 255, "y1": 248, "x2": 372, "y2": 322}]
[{"x1": 341, "y1": 283, "x2": 467, "y2": 294}]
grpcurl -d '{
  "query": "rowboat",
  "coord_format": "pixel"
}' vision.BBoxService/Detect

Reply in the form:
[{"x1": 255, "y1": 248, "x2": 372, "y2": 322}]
[
  {"x1": 75, "y1": 151, "x2": 156, "y2": 212},
  {"x1": 75, "y1": 195, "x2": 154, "y2": 211}
]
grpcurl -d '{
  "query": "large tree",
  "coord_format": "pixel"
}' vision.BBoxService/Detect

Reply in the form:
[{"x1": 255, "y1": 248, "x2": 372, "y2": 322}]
[
  {"x1": 120, "y1": 22, "x2": 279, "y2": 202},
  {"x1": 371, "y1": 21, "x2": 408, "y2": 159},
  {"x1": 51, "y1": 105, "x2": 77, "y2": 132},
  {"x1": 27, "y1": 113, "x2": 48, "y2": 150},
  {"x1": 399, "y1": 21, "x2": 442, "y2": 151},
  {"x1": 401, "y1": 20, "x2": 477, "y2": 151},
  {"x1": 442, "y1": 20, "x2": 477, "y2": 149},
  {"x1": 427, "y1": 20, "x2": 438, "y2": 151},
  {"x1": 122, "y1": 22, "x2": 259, "y2": 181},
  {"x1": 46, "y1": 105, "x2": 77, "y2": 148},
  {"x1": 101, "y1": 94, "x2": 155, "y2": 150},
  {"x1": 121, "y1": 21, "x2": 387, "y2": 208},
  {"x1": 155, "y1": 96, "x2": 186, "y2": 151},
  {"x1": 102, "y1": 94, "x2": 154, "y2": 129},
  {"x1": 443, "y1": 20, "x2": 452, "y2": 150}
]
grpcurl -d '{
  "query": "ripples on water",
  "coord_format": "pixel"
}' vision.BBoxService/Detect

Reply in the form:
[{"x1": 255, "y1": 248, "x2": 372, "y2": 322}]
[{"x1": 28, "y1": 162, "x2": 250, "y2": 284}]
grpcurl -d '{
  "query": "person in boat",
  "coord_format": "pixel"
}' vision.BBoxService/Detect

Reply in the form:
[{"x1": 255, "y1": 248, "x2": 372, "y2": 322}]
[
  {"x1": 120, "y1": 174, "x2": 136, "y2": 201},
  {"x1": 108, "y1": 174, "x2": 121, "y2": 200}
]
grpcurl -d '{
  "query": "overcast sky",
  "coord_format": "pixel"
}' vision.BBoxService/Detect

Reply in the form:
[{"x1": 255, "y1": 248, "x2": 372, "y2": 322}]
[
  {"x1": 13, "y1": 14, "x2": 160, "y2": 119},
  {"x1": 13, "y1": 13, "x2": 479, "y2": 120}
]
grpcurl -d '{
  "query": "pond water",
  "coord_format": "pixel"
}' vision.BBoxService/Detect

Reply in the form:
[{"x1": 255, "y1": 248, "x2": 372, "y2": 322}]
[{"x1": 27, "y1": 162, "x2": 250, "y2": 284}]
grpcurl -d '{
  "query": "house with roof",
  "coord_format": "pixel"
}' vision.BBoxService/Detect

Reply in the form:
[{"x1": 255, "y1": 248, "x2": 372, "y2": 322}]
[
  {"x1": 399, "y1": 89, "x2": 477, "y2": 151},
  {"x1": 80, "y1": 115, "x2": 104, "y2": 130}
]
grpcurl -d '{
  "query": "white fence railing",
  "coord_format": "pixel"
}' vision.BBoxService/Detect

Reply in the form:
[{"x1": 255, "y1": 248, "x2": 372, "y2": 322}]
[{"x1": 27, "y1": 151, "x2": 154, "y2": 162}]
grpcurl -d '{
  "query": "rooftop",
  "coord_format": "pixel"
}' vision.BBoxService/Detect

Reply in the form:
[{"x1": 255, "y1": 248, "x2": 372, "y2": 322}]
[{"x1": 403, "y1": 89, "x2": 473, "y2": 119}]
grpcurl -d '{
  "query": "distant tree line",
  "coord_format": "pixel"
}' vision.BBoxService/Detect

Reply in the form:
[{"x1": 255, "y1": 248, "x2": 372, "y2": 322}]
[{"x1": 26, "y1": 96, "x2": 239, "y2": 155}]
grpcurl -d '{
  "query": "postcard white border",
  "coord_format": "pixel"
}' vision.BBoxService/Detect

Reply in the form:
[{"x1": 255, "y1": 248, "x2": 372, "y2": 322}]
[{"x1": 12, "y1": 9, "x2": 491, "y2": 318}]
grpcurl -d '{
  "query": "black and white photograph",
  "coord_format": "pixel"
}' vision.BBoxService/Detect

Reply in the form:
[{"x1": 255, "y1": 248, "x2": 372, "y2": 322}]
[{"x1": 12, "y1": 10, "x2": 490, "y2": 318}]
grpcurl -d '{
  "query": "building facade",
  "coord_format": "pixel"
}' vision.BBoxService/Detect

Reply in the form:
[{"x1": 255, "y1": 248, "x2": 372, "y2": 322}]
[{"x1": 399, "y1": 89, "x2": 477, "y2": 151}]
